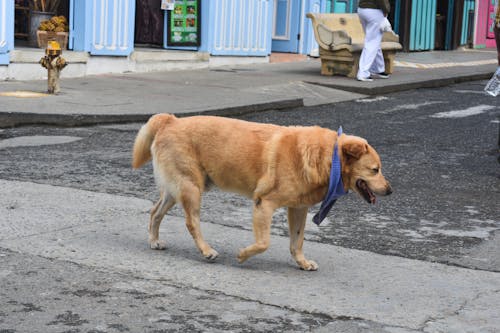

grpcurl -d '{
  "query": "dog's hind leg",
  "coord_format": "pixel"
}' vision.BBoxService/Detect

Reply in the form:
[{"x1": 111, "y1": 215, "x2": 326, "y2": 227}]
[
  {"x1": 238, "y1": 199, "x2": 277, "y2": 263},
  {"x1": 180, "y1": 182, "x2": 219, "y2": 261},
  {"x1": 149, "y1": 192, "x2": 175, "y2": 250},
  {"x1": 287, "y1": 207, "x2": 318, "y2": 271}
]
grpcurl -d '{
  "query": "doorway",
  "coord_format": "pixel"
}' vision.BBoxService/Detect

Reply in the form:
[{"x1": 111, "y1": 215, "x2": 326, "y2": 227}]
[
  {"x1": 135, "y1": 0, "x2": 164, "y2": 47},
  {"x1": 14, "y1": 0, "x2": 70, "y2": 49},
  {"x1": 436, "y1": 0, "x2": 465, "y2": 50}
]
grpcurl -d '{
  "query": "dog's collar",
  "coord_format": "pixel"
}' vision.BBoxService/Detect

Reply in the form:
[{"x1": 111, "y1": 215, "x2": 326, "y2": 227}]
[{"x1": 312, "y1": 126, "x2": 348, "y2": 225}]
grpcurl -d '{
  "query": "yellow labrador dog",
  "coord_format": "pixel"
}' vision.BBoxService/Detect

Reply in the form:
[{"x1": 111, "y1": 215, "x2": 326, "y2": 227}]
[{"x1": 133, "y1": 114, "x2": 391, "y2": 270}]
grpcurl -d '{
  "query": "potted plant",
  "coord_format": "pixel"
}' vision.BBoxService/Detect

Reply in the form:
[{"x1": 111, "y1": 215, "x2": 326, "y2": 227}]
[
  {"x1": 37, "y1": 15, "x2": 69, "y2": 49},
  {"x1": 29, "y1": 0, "x2": 62, "y2": 46}
]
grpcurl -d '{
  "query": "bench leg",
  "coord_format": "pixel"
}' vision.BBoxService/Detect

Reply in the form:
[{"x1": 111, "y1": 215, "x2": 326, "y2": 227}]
[
  {"x1": 349, "y1": 53, "x2": 360, "y2": 78},
  {"x1": 383, "y1": 51, "x2": 396, "y2": 74},
  {"x1": 320, "y1": 51, "x2": 396, "y2": 77},
  {"x1": 320, "y1": 52, "x2": 360, "y2": 78}
]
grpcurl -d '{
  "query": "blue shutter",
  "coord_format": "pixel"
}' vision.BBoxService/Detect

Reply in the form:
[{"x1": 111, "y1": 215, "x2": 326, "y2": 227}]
[
  {"x1": 69, "y1": 0, "x2": 74, "y2": 50},
  {"x1": 210, "y1": 0, "x2": 272, "y2": 56},
  {"x1": 0, "y1": 0, "x2": 14, "y2": 65},
  {"x1": 394, "y1": 0, "x2": 401, "y2": 34},
  {"x1": 445, "y1": 0, "x2": 454, "y2": 50},
  {"x1": 410, "y1": 0, "x2": 436, "y2": 51},
  {"x1": 461, "y1": 0, "x2": 475, "y2": 45},
  {"x1": 89, "y1": 0, "x2": 135, "y2": 56}
]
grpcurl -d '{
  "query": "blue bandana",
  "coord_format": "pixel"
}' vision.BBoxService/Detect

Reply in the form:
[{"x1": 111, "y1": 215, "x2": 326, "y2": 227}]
[{"x1": 312, "y1": 126, "x2": 348, "y2": 225}]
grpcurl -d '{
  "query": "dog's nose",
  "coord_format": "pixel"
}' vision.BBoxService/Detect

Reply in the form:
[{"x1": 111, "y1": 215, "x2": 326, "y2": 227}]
[{"x1": 385, "y1": 184, "x2": 392, "y2": 195}]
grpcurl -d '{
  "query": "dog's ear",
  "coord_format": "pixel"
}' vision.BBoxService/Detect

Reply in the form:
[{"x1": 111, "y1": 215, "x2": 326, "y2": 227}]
[{"x1": 342, "y1": 136, "x2": 368, "y2": 160}]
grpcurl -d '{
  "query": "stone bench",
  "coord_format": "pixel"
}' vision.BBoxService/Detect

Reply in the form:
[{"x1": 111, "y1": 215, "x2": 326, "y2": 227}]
[{"x1": 307, "y1": 13, "x2": 402, "y2": 78}]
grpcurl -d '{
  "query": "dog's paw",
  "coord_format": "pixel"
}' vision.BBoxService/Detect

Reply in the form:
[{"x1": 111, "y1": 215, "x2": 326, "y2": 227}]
[
  {"x1": 298, "y1": 260, "x2": 318, "y2": 271},
  {"x1": 203, "y1": 248, "x2": 219, "y2": 261},
  {"x1": 150, "y1": 240, "x2": 167, "y2": 250},
  {"x1": 237, "y1": 249, "x2": 248, "y2": 263}
]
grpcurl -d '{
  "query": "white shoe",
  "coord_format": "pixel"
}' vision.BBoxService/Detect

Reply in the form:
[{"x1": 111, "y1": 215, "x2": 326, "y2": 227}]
[{"x1": 357, "y1": 76, "x2": 373, "y2": 82}]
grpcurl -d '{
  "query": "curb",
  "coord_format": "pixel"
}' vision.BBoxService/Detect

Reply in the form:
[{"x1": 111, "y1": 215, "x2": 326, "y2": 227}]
[
  {"x1": 0, "y1": 98, "x2": 304, "y2": 128},
  {"x1": 0, "y1": 70, "x2": 494, "y2": 128},
  {"x1": 306, "y1": 72, "x2": 494, "y2": 95}
]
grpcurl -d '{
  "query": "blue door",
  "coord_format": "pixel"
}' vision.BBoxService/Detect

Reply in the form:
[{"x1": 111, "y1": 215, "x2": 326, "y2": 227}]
[
  {"x1": 210, "y1": 0, "x2": 273, "y2": 56},
  {"x1": 272, "y1": 0, "x2": 301, "y2": 53},
  {"x1": 0, "y1": 0, "x2": 14, "y2": 65},
  {"x1": 89, "y1": 0, "x2": 136, "y2": 56}
]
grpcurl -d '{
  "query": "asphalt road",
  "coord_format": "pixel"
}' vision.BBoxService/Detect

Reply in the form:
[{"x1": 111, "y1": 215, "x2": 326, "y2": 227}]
[
  {"x1": 1, "y1": 80, "x2": 498, "y2": 269},
  {"x1": 0, "y1": 80, "x2": 499, "y2": 332}
]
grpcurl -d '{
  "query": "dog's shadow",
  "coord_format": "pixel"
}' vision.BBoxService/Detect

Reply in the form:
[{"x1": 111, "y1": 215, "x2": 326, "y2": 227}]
[{"x1": 146, "y1": 240, "x2": 299, "y2": 273}]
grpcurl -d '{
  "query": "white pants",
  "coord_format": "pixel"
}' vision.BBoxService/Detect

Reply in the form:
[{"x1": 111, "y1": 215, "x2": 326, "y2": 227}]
[{"x1": 357, "y1": 8, "x2": 385, "y2": 79}]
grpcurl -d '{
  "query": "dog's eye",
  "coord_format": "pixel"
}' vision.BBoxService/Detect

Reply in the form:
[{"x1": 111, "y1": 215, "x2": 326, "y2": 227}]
[{"x1": 372, "y1": 168, "x2": 379, "y2": 174}]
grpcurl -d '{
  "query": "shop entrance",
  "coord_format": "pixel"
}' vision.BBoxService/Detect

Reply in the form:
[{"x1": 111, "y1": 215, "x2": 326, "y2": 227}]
[
  {"x1": 435, "y1": 1, "x2": 449, "y2": 50},
  {"x1": 14, "y1": 0, "x2": 70, "y2": 49},
  {"x1": 134, "y1": 0, "x2": 164, "y2": 47},
  {"x1": 436, "y1": 0, "x2": 469, "y2": 50}
]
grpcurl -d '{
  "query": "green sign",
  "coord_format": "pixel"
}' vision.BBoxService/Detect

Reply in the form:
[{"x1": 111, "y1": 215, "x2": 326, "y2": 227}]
[{"x1": 167, "y1": 0, "x2": 200, "y2": 46}]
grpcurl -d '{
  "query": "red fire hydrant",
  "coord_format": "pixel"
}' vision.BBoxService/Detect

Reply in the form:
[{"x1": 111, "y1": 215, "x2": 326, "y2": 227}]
[{"x1": 39, "y1": 41, "x2": 67, "y2": 94}]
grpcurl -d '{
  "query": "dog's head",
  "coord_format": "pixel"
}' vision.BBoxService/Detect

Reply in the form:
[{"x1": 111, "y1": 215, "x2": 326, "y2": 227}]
[{"x1": 339, "y1": 135, "x2": 392, "y2": 204}]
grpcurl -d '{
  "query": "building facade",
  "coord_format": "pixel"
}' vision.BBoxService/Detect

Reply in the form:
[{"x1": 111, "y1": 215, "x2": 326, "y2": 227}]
[
  {"x1": 474, "y1": 0, "x2": 497, "y2": 48},
  {"x1": 0, "y1": 0, "x2": 496, "y2": 71}
]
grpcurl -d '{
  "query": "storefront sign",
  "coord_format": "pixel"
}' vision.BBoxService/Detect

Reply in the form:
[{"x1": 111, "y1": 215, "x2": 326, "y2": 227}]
[
  {"x1": 167, "y1": 0, "x2": 200, "y2": 46},
  {"x1": 161, "y1": 0, "x2": 175, "y2": 11}
]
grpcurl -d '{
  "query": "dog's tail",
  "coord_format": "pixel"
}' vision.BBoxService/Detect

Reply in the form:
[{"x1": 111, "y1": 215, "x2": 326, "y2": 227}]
[{"x1": 132, "y1": 113, "x2": 176, "y2": 169}]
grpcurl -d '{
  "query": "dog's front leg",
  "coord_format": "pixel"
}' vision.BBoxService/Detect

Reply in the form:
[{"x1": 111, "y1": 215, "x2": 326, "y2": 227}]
[
  {"x1": 287, "y1": 207, "x2": 318, "y2": 271},
  {"x1": 238, "y1": 199, "x2": 277, "y2": 263}
]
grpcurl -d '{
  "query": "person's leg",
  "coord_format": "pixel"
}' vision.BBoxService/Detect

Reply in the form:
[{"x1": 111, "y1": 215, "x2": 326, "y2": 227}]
[
  {"x1": 370, "y1": 48, "x2": 386, "y2": 75},
  {"x1": 357, "y1": 8, "x2": 385, "y2": 80}
]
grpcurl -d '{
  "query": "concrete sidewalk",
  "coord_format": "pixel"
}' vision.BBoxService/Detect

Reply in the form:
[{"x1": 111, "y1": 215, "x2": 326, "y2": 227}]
[
  {"x1": 1, "y1": 179, "x2": 499, "y2": 332},
  {"x1": 0, "y1": 48, "x2": 497, "y2": 127}
]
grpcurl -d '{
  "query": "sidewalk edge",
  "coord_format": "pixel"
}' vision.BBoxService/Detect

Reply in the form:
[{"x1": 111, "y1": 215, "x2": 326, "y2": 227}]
[
  {"x1": 306, "y1": 72, "x2": 494, "y2": 95},
  {"x1": 0, "y1": 98, "x2": 304, "y2": 128}
]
